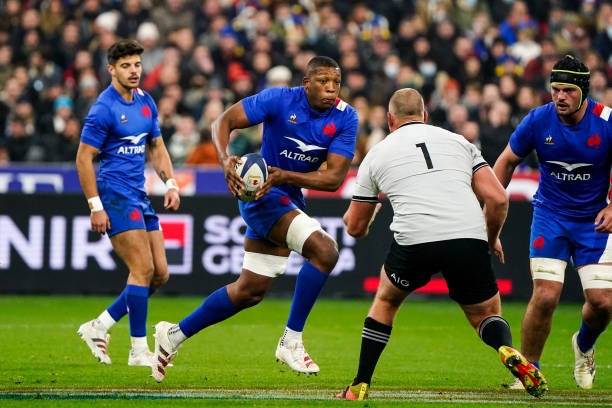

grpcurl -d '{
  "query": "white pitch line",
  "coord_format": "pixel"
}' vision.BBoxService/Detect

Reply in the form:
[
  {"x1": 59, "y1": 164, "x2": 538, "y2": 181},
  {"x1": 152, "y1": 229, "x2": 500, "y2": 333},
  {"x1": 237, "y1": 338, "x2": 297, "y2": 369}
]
[{"x1": 2, "y1": 388, "x2": 612, "y2": 405}]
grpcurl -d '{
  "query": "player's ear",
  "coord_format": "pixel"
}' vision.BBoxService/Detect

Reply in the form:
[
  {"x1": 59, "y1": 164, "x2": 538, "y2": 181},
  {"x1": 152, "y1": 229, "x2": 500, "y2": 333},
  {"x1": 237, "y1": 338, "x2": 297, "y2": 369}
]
[
  {"x1": 387, "y1": 111, "x2": 394, "y2": 130},
  {"x1": 107, "y1": 64, "x2": 114, "y2": 76},
  {"x1": 423, "y1": 110, "x2": 428, "y2": 123}
]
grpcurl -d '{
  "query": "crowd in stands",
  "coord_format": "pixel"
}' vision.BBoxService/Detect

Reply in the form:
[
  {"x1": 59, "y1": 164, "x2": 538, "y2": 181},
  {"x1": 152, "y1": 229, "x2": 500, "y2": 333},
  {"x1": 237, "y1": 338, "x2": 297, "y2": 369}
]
[{"x1": 0, "y1": 0, "x2": 611, "y2": 169}]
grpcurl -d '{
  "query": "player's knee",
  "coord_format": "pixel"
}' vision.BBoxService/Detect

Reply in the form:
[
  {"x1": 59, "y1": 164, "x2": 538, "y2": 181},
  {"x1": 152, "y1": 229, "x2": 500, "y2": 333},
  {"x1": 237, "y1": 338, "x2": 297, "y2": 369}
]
[
  {"x1": 530, "y1": 290, "x2": 560, "y2": 312},
  {"x1": 376, "y1": 292, "x2": 403, "y2": 309},
  {"x1": 131, "y1": 261, "x2": 154, "y2": 284},
  {"x1": 233, "y1": 286, "x2": 266, "y2": 309},
  {"x1": 315, "y1": 242, "x2": 339, "y2": 272},
  {"x1": 586, "y1": 295, "x2": 612, "y2": 315},
  {"x1": 307, "y1": 235, "x2": 339, "y2": 273},
  {"x1": 150, "y1": 268, "x2": 169, "y2": 289}
]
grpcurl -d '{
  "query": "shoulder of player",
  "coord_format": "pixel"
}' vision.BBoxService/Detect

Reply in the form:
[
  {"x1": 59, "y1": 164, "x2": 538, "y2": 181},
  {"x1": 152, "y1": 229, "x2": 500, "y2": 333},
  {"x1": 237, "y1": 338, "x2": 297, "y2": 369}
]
[
  {"x1": 527, "y1": 103, "x2": 553, "y2": 120},
  {"x1": 134, "y1": 87, "x2": 156, "y2": 104},
  {"x1": 332, "y1": 97, "x2": 355, "y2": 114},
  {"x1": 87, "y1": 96, "x2": 113, "y2": 118},
  {"x1": 588, "y1": 99, "x2": 612, "y2": 124}
]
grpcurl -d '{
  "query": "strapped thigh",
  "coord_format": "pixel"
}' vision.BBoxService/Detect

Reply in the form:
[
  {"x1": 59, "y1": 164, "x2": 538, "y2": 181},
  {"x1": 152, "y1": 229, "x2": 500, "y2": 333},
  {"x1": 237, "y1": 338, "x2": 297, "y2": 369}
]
[
  {"x1": 530, "y1": 257, "x2": 567, "y2": 283},
  {"x1": 285, "y1": 211, "x2": 322, "y2": 254},
  {"x1": 242, "y1": 251, "x2": 288, "y2": 278},
  {"x1": 578, "y1": 264, "x2": 612, "y2": 289}
]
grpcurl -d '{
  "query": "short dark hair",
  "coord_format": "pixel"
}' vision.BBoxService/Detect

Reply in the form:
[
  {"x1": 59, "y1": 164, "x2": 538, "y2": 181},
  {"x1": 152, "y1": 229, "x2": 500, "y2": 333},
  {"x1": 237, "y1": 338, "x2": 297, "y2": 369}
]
[
  {"x1": 107, "y1": 39, "x2": 144, "y2": 65},
  {"x1": 305, "y1": 56, "x2": 340, "y2": 77}
]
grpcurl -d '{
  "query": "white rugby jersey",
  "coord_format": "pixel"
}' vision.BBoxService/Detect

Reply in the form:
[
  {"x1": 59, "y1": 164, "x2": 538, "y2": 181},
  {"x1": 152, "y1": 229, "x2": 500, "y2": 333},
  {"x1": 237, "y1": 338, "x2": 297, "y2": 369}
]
[{"x1": 352, "y1": 121, "x2": 489, "y2": 246}]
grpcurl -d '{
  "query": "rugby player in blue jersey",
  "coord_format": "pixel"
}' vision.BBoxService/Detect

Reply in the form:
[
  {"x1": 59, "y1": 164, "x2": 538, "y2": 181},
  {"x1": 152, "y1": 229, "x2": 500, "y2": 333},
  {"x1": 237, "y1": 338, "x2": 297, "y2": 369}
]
[
  {"x1": 76, "y1": 39, "x2": 180, "y2": 367},
  {"x1": 494, "y1": 55, "x2": 612, "y2": 389},
  {"x1": 150, "y1": 56, "x2": 358, "y2": 382}
]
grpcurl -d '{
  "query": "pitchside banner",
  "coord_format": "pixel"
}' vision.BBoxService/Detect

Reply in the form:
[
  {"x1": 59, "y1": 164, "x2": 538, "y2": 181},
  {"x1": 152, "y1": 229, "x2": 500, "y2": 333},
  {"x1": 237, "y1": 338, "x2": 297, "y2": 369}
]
[{"x1": 0, "y1": 194, "x2": 583, "y2": 301}]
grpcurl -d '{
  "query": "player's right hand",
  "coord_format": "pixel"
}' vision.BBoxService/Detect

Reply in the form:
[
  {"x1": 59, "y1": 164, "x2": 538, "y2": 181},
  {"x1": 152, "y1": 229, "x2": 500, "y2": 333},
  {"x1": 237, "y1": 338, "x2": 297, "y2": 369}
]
[
  {"x1": 222, "y1": 155, "x2": 245, "y2": 197},
  {"x1": 490, "y1": 238, "x2": 505, "y2": 264},
  {"x1": 91, "y1": 210, "x2": 111, "y2": 235}
]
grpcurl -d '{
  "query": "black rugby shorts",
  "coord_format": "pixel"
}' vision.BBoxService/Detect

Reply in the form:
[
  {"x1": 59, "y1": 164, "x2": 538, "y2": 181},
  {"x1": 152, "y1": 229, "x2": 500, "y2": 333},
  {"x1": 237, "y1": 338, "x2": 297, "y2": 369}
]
[{"x1": 383, "y1": 238, "x2": 498, "y2": 305}]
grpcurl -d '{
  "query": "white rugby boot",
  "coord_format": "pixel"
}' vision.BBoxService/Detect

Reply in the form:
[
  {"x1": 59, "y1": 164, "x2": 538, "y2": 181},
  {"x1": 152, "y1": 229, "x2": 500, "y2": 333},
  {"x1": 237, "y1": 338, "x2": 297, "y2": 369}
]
[
  {"x1": 77, "y1": 319, "x2": 111, "y2": 365},
  {"x1": 128, "y1": 348, "x2": 154, "y2": 367},
  {"x1": 572, "y1": 332, "x2": 596, "y2": 389},
  {"x1": 505, "y1": 378, "x2": 525, "y2": 390},
  {"x1": 275, "y1": 337, "x2": 319, "y2": 375},
  {"x1": 151, "y1": 321, "x2": 180, "y2": 382}
]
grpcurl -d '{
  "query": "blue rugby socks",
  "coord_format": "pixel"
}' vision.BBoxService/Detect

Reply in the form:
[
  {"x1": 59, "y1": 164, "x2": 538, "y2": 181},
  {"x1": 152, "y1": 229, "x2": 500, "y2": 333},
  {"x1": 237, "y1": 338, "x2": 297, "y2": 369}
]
[
  {"x1": 178, "y1": 286, "x2": 238, "y2": 338},
  {"x1": 126, "y1": 284, "x2": 149, "y2": 338},
  {"x1": 286, "y1": 262, "x2": 329, "y2": 332},
  {"x1": 99, "y1": 286, "x2": 155, "y2": 331},
  {"x1": 577, "y1": 321, "x2": 603, "y2": 352}
]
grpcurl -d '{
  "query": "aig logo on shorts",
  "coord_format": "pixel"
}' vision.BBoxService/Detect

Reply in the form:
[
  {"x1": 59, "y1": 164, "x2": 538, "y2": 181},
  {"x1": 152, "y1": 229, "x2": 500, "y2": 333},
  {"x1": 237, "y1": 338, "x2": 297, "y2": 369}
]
[
  {"x1": 158, "y1": 214, "x2": 193, "y2": 275},
  {"x1": 389, "y1": 272, "x2": 410, "y2": 288}
]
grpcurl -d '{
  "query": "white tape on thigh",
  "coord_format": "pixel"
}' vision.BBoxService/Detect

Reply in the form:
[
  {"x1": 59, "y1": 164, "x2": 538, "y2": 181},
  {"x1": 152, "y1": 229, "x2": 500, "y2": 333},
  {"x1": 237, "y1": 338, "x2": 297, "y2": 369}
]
[
  {"x1": 578, "y1": 264, "x2": 612, "y2": 289},
  {"x1": 242, "y1": 251, "x2": 288, "y2": 278},
  {"x1": 285, "y1": 212, "x2": 322, "y2": 254},
  {"x1": 530, "y1": 258, "x2": 567, "y2": 283}
]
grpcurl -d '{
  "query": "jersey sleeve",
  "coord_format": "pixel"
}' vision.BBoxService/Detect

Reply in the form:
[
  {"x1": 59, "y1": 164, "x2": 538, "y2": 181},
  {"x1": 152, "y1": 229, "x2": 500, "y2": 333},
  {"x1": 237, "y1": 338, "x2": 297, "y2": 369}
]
[
  {"x1": 352, "y1": 150, "x2": 379, "y2": 202},
  {"x1": 469, "y1": 143, "x2": 489, "y2": 173},
  {"x1": 328, "y1": 108, "x2": 358, "y2": 160},
  {"x1": 509, "y1": 109, "x2": 535, "y2": 158},
  {"x1": 147, "y1": 95, "x2": 162, "y2": 140},
  {"x1": 241, "y1": 87, "x2": 286, "y2": 125},
  {"x1": 80, "y1": 102, "x2": 112, "y2": 149}
]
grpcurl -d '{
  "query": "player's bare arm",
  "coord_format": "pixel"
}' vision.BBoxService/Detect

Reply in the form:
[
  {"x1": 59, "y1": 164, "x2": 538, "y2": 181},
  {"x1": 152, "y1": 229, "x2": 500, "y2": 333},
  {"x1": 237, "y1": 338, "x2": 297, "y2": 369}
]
[
  {"x1": 256, "y1": 153, "x2": 351, "y2": 200},
  {"x1": 148, "y1": 136, "x2": 180, "y2": 211},
  {"x1": 343, "y1": 201, "x2": 382, "y2": 238},
  {"x1": 76, "y1": 142, "x2": 111, "y2": 234},
  {"x1": 492, "y1": 144, "x2": 524, "y2": 188},
  {"x1": 211, "y1": 101, "x2": 252, "y2": 196},
  {"x1": 472, "y1": 166, "x2": 509, "y2": 263}
]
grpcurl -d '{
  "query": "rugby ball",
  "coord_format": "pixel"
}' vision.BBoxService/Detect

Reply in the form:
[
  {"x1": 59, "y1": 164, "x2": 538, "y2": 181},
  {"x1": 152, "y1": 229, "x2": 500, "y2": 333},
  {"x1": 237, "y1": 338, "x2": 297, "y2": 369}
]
[{"x1": 235, "y1": 153, "x2": 268, "y2": 202}]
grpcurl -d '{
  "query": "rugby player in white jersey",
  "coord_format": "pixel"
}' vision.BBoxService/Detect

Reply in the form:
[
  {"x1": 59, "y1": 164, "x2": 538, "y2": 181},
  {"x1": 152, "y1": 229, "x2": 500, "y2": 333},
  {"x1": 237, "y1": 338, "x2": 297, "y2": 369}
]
[{"x1": 337, "y1": 88, "x2": 547, "y2": 400}]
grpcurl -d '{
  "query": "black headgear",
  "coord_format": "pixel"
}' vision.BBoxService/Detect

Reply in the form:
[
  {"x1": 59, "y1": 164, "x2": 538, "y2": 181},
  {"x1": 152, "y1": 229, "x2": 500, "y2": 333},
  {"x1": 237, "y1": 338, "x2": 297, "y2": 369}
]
[{"x1": 550, "y1": 55, "x2": 590, "y2": 108}]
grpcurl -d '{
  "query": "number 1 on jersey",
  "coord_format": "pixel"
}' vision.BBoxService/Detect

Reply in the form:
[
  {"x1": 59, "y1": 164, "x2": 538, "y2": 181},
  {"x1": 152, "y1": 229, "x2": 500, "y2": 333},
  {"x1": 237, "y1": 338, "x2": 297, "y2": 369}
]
[{"x1": 416, "y1": 143, "x2": 433, "y2": 169}]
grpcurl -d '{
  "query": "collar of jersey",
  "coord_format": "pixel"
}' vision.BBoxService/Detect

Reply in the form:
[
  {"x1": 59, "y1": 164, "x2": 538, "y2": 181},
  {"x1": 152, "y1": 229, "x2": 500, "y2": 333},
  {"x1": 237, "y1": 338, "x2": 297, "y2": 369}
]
[
  {"x1": 397, "y1": 121, "x2": 424, "y2": 129},
  {"x1": 109, "y1": 84, "x2": 137, "y2": 106},
  {"x1": 299, "y1": 87, "x2": 334, "y2": 117}
]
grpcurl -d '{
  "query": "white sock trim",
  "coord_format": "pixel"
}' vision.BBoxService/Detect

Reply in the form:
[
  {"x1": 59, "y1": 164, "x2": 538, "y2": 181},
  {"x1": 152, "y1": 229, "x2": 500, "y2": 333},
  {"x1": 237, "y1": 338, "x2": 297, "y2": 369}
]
[
  {"x1": 97, "y1": 310, "x2": 116, "y2": 331},
  {"x1": 130, "y1": 336, "x2": 148, "y2": 351},
  {"x1": 280, "y1": 326, "x2": 302, "y2": 346},
  {"x1": 168, "y1": 324, "x2": 187, "y2": 346}
]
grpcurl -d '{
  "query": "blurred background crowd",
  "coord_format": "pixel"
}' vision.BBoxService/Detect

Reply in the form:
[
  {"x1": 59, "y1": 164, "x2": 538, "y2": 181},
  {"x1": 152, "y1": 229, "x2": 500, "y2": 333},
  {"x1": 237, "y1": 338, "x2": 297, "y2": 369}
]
[{"x1": 0, "y1": 0, "x2": 611, "y2": 169}]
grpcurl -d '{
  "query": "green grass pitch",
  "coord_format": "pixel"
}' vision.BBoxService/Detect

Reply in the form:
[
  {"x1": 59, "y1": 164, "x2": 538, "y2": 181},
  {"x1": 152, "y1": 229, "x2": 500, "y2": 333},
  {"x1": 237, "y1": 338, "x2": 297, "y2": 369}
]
[{"x1": 1, "y1": 295, "x2": 611, "y2": 407}]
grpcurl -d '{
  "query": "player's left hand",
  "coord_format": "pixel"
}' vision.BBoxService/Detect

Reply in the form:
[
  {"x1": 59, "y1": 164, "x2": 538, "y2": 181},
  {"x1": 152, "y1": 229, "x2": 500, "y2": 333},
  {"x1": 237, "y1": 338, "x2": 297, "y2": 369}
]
[
  {"x1": 164, "y1": 189, "x2": 180, "y2": 211},
  {"x1": 255, "y1": 166, "x2": 283, "y2": 200},
  {"x1": 594, "y1": 205, "x2": 612, "y2": 233}
]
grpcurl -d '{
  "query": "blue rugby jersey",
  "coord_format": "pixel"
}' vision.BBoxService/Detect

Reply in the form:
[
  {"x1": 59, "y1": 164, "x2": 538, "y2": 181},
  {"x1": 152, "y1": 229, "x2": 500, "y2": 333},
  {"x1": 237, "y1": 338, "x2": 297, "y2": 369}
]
[
  {"x1": 80, "y1": 85, "x2": 161, "y2": 194},
  {"x1": 241, "y1": 86, "x2": 358, "y2": 207},
  {"x1": 510, "y1": 99, "x2": 612, "y2": 219}
]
